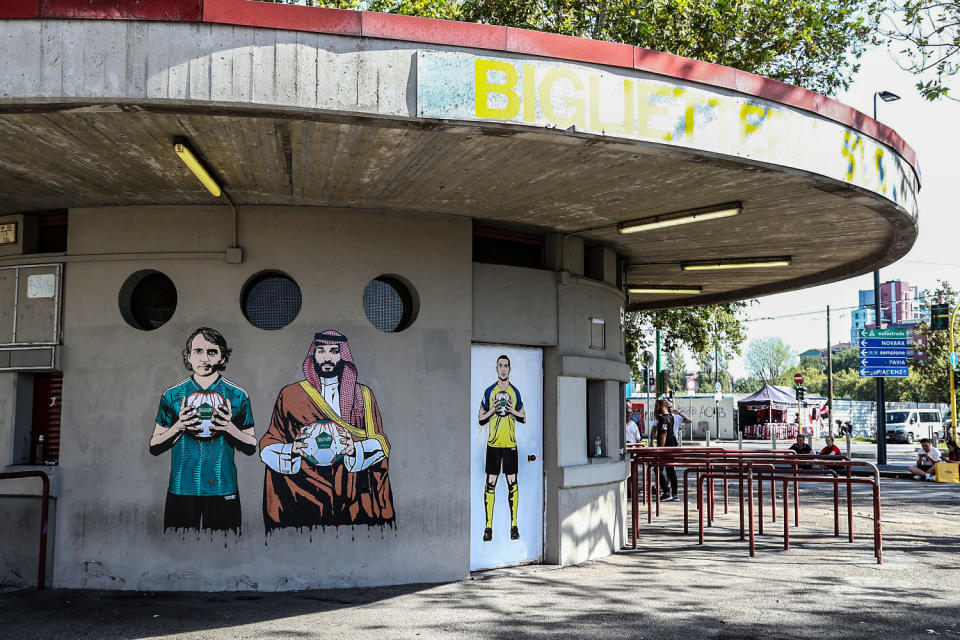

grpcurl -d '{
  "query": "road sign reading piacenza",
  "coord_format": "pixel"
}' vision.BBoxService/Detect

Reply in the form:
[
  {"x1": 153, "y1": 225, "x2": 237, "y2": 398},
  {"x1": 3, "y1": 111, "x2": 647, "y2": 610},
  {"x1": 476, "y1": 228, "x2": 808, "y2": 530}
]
[{"x1": 857, "y1": 329, "x2": 909, "y2": 378}]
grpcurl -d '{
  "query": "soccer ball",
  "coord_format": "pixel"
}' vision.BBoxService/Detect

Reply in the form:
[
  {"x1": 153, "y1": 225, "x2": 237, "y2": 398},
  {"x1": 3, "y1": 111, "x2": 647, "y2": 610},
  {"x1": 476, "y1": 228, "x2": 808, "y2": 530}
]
[
  {"x1": 298, "y1": 420, "x2": 348, "y2": 466},
  {"x1": 183, "y1": 390, "x2": 226, "y2": 438}
]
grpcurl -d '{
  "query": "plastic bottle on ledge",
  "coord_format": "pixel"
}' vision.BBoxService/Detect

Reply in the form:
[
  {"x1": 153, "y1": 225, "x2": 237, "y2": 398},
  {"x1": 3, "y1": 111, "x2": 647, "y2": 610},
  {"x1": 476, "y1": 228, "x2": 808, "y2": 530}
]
[
  {"x1": 594, "y1": 436, "x2": 602, "y2": 457},
  {"x1": 34, "y1": 434, "x2": 45, "y2": 465}
]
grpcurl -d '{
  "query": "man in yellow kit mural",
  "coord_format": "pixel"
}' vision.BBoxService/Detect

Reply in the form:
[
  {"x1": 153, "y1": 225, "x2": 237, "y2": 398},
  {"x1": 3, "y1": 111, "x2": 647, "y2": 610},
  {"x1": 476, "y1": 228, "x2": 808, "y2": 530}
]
[{"x1": 477, "y1": 355, "x2": 526, "y2": 542}]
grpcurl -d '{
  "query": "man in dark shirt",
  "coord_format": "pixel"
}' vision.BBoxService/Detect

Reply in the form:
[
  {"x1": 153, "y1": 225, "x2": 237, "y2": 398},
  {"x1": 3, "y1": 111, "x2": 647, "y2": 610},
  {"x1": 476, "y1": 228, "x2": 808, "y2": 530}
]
[{"x1": 789, "y1": 434, "x2": 812, "y2": 454}]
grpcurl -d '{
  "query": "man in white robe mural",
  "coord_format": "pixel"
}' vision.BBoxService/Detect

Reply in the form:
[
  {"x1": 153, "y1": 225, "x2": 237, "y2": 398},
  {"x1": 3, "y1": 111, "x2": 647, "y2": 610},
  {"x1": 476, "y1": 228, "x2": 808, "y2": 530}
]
[{"x1": 259, "y1": 330, "x2": 394, "y2": 530}]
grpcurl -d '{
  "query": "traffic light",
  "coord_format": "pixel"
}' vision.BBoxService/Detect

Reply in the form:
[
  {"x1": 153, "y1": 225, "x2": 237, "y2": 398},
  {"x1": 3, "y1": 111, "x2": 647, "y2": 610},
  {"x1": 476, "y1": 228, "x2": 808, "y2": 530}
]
[
  {"x1": 795, "y1": 385, "x2": 805, "y2": 401},
  {"x1": 932, "y1": 303, "x2": 950, "y2": 331}
]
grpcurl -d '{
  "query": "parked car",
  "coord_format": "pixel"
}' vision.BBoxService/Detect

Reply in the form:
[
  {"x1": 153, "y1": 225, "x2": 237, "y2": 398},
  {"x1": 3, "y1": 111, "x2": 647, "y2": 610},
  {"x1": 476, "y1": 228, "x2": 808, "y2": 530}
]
[{"x1": 885, "y1": 409, "x2": 942, "y2": 444}]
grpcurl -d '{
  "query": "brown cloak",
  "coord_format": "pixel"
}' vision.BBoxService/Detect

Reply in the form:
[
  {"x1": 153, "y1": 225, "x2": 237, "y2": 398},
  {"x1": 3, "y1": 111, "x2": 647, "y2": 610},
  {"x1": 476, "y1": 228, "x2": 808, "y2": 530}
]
[{"x1": 260, "y1": 381, "x2": 394, "y2": 531}]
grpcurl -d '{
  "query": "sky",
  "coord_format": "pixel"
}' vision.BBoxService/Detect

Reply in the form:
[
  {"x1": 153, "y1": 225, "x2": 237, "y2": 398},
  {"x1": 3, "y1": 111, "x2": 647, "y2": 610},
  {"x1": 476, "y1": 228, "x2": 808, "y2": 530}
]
[{"x1": 725, "y1": 44, "x2": 960, "y2": 379}]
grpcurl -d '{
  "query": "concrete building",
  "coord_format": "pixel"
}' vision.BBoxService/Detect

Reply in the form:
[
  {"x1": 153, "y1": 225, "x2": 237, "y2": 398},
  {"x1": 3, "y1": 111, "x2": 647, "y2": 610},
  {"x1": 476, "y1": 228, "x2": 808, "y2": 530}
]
[{"x1": 0, "y1": 0, "x2": 919, "y2": 590}]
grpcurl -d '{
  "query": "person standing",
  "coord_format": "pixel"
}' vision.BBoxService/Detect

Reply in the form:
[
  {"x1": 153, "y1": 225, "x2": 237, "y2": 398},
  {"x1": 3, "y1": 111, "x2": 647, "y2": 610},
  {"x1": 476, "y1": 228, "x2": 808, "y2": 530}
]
[
  {"x1": 477, "y1": 355, "x2": 526, "y2": 542},
  {"x1": 625, "y1": 401, "x2": 642, "y2": 444},
  {"x1": 654, "y1": 399, "x2": 684, "y2": 502}
]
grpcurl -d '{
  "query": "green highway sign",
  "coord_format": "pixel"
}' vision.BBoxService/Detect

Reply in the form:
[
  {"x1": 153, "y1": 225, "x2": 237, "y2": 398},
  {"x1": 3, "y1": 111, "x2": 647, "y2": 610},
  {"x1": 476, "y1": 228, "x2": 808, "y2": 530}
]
[{"x1": 858, "y1": 328, "x2": 908, "y2": 339}]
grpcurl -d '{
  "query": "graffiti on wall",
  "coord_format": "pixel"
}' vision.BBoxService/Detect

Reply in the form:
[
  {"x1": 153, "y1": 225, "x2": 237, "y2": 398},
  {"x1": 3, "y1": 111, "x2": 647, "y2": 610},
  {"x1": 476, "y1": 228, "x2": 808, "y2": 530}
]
[
  {"x1": 477, "y1": 355, "x2": 526, "y2": 543},
  {"x1": 149, "y1": 327, "x2": 257, "y2": 533},
  {"x1": 417, "y1": 51, "x2": 919, "y2": 218},
  {"x1": 259, "y1": 330, "x2": 394, "y2": 531}
]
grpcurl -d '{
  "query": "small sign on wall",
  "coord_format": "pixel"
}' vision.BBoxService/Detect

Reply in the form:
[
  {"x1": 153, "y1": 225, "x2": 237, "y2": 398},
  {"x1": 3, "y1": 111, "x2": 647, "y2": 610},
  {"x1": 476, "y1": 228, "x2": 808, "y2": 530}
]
[
  {"x1": 590, "y1": 317, "x2": 605, "y2": 350},
  {"x1": 27, "y1": 274, "x2": 56, "y2": 299},
  {"x1": 0, "y1": 222, "x2": 16, "y2": 245}
]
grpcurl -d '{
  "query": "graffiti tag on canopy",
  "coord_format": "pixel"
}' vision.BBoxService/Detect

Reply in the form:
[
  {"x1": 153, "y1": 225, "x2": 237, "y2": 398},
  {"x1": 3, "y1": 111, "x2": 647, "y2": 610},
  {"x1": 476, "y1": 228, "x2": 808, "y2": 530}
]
[{"x1": 417, "y1": 51, "x2": 918, "y2": 219}]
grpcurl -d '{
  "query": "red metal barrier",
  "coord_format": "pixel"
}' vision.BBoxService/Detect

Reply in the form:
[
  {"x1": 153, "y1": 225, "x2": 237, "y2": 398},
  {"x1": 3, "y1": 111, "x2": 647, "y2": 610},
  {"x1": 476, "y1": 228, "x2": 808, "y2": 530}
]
[
  {"x1": 0, "y1": 470, "x2": 51, "y2": 588},
  {"x1": 626, "y1": 447, "x2": 883, "y2": 564}
]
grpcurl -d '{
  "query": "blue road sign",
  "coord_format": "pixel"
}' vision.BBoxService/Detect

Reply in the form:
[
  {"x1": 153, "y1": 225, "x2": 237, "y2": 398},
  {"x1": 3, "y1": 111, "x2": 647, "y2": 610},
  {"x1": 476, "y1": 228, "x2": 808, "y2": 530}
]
[
  {"x1": 952, "y1": 352, "x2": 959, "y2": 368},
  {"x1": 858, "y1": 338, "x2": 909, "y2": 348},
  {"x1": 858, "y1": 329, "x2": 909, "y2": 338},
  {"x1": 860, "y1": 357, "x2": 910, "y2": 367},
  {"x1": 858, "y1": 348, "x2": 909, "y2": 358},
  {"x1": 859, "y1": 367, "x2": 909, "y2": 378}
]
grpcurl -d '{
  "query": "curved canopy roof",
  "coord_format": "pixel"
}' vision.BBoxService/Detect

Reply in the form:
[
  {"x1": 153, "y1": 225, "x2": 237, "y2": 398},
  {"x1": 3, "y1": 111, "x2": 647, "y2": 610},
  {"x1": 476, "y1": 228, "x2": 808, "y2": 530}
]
[{"x1": 0, "y1": 1, "x2": 919, "y2": 310}]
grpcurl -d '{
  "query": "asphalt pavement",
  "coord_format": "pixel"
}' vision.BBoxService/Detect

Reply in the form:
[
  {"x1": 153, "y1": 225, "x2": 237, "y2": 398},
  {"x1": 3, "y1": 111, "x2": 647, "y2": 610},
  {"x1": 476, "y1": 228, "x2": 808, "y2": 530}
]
[{"x1": 1, "y1": 476, "x2": 957, "y2": 640}]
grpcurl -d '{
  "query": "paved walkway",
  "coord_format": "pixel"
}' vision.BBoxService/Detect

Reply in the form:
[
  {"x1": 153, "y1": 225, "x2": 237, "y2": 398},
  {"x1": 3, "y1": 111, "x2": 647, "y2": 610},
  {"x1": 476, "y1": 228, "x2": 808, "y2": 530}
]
[{"x1": 1, "y1": 478, "x2": 957, "y2": 640}]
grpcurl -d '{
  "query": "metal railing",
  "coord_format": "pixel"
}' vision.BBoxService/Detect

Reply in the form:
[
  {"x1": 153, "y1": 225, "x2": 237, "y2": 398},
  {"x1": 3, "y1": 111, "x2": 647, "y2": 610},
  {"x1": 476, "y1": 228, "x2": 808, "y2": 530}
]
[
  {"x1": 626, "y1": 446, "x2": 883, "y2": 563},
  {"x1": 0, "y1": 470, "x2": 51, "y2": 588}
]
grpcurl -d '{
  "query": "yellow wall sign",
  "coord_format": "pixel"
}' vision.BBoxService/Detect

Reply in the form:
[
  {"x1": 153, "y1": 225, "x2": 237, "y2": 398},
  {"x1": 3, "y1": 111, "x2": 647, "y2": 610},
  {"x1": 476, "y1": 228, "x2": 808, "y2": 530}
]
[
  {"x1": 0, "y1": 222, "x2": 16, "y2": 245},
  {"x1": 416, "y1": 52, "x2": 919, "y2": 218}
]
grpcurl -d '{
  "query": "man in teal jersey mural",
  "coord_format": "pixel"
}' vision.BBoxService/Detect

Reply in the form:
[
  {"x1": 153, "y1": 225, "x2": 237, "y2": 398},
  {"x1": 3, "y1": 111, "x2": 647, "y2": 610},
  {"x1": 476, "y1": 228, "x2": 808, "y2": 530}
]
[{"x1": 150, "y1": 327, "x2": 256, "y2": 532}]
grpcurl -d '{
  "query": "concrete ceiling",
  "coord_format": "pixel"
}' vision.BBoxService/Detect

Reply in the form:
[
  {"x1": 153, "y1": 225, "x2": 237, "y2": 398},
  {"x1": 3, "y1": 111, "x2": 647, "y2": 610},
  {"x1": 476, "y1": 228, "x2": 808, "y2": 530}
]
[{"x1": 0, "y1": 103, "x2": 916, "y2": 310}]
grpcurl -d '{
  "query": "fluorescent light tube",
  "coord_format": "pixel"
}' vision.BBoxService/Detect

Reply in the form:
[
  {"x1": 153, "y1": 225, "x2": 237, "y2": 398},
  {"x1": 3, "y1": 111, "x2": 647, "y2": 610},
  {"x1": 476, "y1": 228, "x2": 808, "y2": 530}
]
[
  {"x1": 619, "y1": 203, "x2": 741, "y2": 234},
  {"x1": 174, "y1": 141, "x2": 222, "y2": 198}
]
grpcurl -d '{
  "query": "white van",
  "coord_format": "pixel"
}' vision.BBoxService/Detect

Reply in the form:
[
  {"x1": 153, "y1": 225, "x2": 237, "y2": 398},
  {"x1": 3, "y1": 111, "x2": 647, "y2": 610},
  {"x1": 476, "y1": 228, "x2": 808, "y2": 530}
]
[{"x1": 885, "y1": 409, "x2": 942, "y2": 444}]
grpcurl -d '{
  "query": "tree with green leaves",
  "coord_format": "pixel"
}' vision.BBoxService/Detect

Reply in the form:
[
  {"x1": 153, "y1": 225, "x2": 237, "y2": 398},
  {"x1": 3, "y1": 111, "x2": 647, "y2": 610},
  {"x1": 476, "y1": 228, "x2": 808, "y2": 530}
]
[
  {"x1": 663, "y1": 349, "x2": 689, "y2": 396},
  {"x1": 732, "y1": 375, "x2": 764, "y2": 393},
  {"x1": 696, "y1": 353, "x2": 733, "y2": 394},
  {"x1": 786, "y1": 364, "x2": 826, "y2": 396},
  {"x1": 624, "y1": 302, "x2": 748, "y2": 390},
  {"x1": 885, "y1": 0, "x2": 960, "y2": 100},
  {"x1": 911, "y1": 281, "x2": 957, "y2": 401},
  {"x1": 745, "y1": 337, "x2": 795, "y2": 385}
]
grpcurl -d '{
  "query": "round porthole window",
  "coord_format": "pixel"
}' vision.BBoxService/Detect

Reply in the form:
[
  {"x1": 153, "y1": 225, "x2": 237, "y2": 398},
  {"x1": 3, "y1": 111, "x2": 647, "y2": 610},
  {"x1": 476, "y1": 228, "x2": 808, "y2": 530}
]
[
  {"x1": 119, "y1": 270, "x2": 178, "y2": 331},
  {"x1": 241, "y1": 271, "x2": 302, "y2": 330},
  {"x1": 363, "y1": 275, "x2": 418, "y2": 333}
]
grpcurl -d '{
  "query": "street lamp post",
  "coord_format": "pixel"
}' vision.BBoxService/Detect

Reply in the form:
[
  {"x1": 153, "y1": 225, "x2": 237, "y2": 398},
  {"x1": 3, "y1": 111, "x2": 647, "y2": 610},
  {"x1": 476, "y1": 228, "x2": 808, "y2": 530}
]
[{"x1": 871, "y1": 90, "x2": 900, "y2": 467}]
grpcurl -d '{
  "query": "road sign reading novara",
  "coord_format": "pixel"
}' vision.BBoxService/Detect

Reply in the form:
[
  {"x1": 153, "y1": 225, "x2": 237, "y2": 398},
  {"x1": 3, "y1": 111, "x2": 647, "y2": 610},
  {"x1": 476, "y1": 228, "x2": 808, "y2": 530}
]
[
  {"x1": 793, "y1": 372, "x2": 804, "y2": 385},
  {"x1": 416, "y1": 52, "x2": 919, "y2": 217}
]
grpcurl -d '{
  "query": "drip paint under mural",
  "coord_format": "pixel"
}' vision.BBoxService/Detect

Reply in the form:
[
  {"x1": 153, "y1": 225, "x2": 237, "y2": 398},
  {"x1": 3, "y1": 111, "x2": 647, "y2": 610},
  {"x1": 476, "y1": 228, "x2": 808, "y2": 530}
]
[
  {"x1": 259, "y1": 330, "x2": 395, "y2": 531},
  {"x1": 471, "y1": 345, "x2": 543, "y2": 571},
  {"x1": 149, "y1": 328, "x2": 258, "y2": 533}
]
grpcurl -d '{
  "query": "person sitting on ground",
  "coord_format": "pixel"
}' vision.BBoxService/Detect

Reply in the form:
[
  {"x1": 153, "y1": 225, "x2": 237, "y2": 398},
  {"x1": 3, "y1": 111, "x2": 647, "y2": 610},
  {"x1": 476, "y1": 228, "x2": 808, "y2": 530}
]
[
  {"x1": 789, "y1": 434, "x2": 812, "y2": 455},
  {"x1": 907, "y1": 438, "x2": 942, "y2": 481},
  {"x1": 945, "y1": 439, "x2": 960, "y2": 462},
  {"x1": 820, "y1": 435, "x2": 841, "y2": 456}
]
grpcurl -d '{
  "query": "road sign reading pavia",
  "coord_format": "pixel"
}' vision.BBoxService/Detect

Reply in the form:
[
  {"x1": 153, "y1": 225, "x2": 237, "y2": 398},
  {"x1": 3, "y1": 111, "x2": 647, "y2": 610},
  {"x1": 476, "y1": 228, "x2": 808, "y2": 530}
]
[
  {"x1": 793, "y1": 372, "x2": 804, "y2": 385},
  {"x1": 860, "y1": 357, "x2": 910, "y2": 367}
]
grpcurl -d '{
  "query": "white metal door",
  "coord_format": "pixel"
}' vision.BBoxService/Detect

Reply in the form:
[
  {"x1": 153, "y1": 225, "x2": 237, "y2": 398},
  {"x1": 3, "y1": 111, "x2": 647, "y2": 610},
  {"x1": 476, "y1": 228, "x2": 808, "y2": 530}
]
[{"x1": 470, "y1": 344, "x2": 543, "y2": 571}]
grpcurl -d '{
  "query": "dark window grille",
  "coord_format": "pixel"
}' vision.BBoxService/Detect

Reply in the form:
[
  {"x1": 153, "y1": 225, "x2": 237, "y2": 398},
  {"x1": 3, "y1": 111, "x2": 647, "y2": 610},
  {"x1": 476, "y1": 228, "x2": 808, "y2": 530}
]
[
  {"x1": 473, "y1": 226, "x2": 545, "y2": 269},
  {"x1": 119, "y1": 270, "x2": 177, "y2": 331},
  {"x1": 363, "y1": 276, "x2": 415, "y2": 333},
  {"x1": 242, "y1": 272, "x2": 301, "y2": 330},
  {"x1": 37, "y1": 211, "x2": 68, "y2": 253}
]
